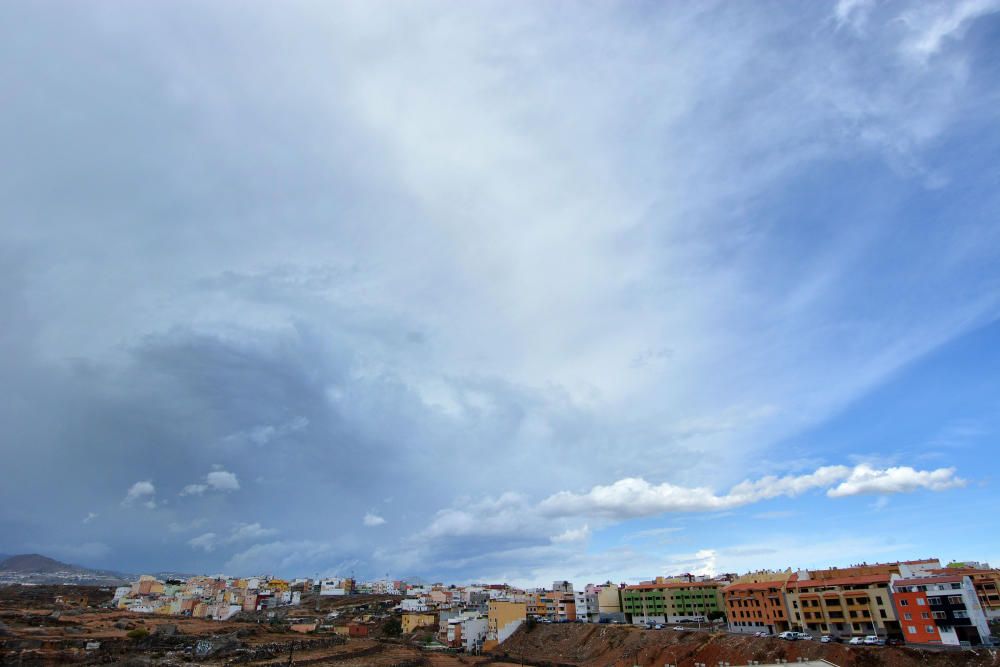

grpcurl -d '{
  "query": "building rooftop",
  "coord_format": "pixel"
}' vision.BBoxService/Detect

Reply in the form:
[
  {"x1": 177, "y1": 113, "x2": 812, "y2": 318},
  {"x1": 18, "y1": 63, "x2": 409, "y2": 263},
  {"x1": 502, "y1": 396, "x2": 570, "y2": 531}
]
[
  {"x1": 893, "y1": 574, "x2": 964, "y2": 586},
  {"x1": 789, "y1": 574, "x2": 889, "y2": 589},
  {"x1": 623, "y1": 581, "x2": 722, "y2": 591}
]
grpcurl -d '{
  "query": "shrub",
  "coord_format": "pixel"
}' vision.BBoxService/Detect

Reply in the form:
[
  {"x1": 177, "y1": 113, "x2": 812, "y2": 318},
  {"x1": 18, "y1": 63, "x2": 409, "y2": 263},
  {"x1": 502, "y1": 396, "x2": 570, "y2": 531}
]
[
  {"x1": 383, "y1": 617, "x2": 402, "y2": 636},
  {"x1": 126, "y1": 628, "x2": 150, "y2": 640}
]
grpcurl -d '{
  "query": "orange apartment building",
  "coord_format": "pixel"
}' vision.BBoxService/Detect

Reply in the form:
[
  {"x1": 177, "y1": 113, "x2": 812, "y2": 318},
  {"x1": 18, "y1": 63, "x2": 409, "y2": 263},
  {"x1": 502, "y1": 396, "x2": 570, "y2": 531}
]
[
  {"x1": 540, "y1": 590, "x2": 576, "y2": 621},
  {"x1": 723, "y1": 573, "x2": 794, "y2": 634}
]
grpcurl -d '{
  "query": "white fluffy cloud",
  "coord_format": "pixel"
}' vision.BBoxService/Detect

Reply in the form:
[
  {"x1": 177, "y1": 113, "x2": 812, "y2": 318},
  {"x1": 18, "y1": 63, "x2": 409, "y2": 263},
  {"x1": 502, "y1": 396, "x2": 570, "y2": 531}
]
[
  {"x1": 122, "y1": 480, "x2": 157, "y2": 509},
  {"x1": 539, "y1": 466, "x2": 862, "y2": 519},
  {"x1": 206, "y1": 470, "x2": 240, "y2": 491},
  {"x1": 826, "y1": 465, "x2": 965, "y2": 497},
  {"x1": 532, "y1": 463, "x2": 963, "y2": 521},
  {"x1": 362, "y1": 512, "x2": 386, "y2": 527},
  {"x1": 181, "y1": 470, "x2": 240, "y2": 496},
  {"x1": 550, "y1": 525, "x2": 591, "y2": 544}
]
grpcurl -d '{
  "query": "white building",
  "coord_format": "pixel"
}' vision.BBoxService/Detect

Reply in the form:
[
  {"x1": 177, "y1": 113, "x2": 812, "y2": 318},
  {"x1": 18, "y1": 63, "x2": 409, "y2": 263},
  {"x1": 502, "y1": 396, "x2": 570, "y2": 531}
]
[
  {"x1": 399, "y1": 598, "x2": 430, "y2": 612},
  {"x1": 448, "y1": 613, "x2": 488, "y2": 653},
  {"x1": 320, "y1": 579, "x2": 347, "y2": 596},
  {"x1": 574, "y1": 590, "x2": 596, "y2": 622}
]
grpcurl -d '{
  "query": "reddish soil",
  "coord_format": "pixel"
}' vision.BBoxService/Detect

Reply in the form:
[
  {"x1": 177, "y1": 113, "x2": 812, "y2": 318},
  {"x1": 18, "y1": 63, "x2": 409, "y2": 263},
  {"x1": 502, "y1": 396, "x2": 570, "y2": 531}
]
[{"x1": 493, "y1": 623, "x2": 1000, "y2": 667}]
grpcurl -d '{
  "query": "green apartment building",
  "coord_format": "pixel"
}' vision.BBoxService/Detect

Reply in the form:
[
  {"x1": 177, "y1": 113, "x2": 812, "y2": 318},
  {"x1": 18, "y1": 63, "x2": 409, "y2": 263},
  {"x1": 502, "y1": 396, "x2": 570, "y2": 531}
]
[{"x1": 621, "y1": 581, "x2": 723, "y2": 624}]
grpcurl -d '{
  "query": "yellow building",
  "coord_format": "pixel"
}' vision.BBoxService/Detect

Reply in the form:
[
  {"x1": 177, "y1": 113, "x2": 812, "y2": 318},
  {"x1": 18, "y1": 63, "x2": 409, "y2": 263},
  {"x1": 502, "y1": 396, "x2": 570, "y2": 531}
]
[
  {"x1": 402, "y1": 613, "x2": 437, "y2": 634},
  {"x1": 268, "y1": 578, "x2": 290, "y2": 592},
  {"x1": 484, "y1": 600, "x2": 527, "y2": 650},
  {"x1": 596, "y1": 584, "x2": 622, "y2": 615},
  {"x1": 785, "y1": 573, "x2": 898, "y2": 638}
]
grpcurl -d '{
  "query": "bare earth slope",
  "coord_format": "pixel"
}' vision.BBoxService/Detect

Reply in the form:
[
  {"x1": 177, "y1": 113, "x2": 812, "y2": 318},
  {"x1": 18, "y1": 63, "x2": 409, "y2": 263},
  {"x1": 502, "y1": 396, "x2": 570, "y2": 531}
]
[{"x1": 494, "y1": 623, "x2": 1000, "y2": 667}]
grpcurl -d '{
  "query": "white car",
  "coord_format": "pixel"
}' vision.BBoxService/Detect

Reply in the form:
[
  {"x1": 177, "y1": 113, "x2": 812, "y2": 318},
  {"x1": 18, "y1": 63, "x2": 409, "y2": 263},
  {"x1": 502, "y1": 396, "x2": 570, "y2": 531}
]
[
  {"x1": 673, "y1": 626, "x2": 686, "y2": 631},
  {"x1": 863, "y1": 635, "x2": 884, "y2": 646},
  {"x1": 848, "y1": 637, "x2": 865, "y2": 645},
  {"x1": 796, "y1": 632, "x2": 813, "y2": 641},
  {"x1": 778, "y1": 631, "x2": 797, "y2": 640}
]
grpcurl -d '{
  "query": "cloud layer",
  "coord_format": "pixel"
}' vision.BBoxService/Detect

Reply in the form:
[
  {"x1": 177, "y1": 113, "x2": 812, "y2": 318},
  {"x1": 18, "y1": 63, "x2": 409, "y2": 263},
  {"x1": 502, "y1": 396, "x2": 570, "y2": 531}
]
[{"x1": 0, "y1": 0, "x2": 997, "y2": 581}]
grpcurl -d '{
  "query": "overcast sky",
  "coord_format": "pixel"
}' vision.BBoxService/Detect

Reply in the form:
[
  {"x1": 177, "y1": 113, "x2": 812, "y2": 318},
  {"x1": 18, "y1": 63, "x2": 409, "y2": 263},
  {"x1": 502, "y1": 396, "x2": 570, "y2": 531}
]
[{"x1": 2, "y1": 0, "x2": 999, "y2": 585}]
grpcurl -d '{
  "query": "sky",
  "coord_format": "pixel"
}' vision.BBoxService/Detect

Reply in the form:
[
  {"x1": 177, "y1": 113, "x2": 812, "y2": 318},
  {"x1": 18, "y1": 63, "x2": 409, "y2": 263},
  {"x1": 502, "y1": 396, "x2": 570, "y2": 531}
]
[{"x1": 1, "y1": 0, "x2": 999, "y2": 586}]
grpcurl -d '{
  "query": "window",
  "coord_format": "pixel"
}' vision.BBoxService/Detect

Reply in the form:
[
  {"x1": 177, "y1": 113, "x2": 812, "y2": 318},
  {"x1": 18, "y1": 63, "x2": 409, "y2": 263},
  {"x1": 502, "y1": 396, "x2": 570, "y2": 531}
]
[
  {"x1": 903, "y1": 613, "x2": 912, "y2": 620},
  {"x1": 948, "y1": 596, "x2": 963, "y2": 605},
  {"x1": 954, "y1": 611, "x2": 969, "y2": 619},
  {"x1": 932, "y1": 612, "x2": 945, "y2": 619},
  {"x1": 925, "y1": 626, "x2": 935, "y2": 633},
  {"x1": 907, "y1": 625, "x2": 917, "y2": 634},
  {"x1": 916, "y1": 598, "x2": 926, "y2": 606},
  {"x1": 899, "y1": 599, "x2": 909, "y2": 607}
]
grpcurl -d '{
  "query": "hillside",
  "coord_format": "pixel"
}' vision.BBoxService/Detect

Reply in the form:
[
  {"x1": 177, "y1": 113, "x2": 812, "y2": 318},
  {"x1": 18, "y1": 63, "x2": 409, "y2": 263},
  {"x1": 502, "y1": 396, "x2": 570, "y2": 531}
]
[
  {"x1": 0, "y1": 553, "x2": 128, "y2": 584},
  {"x1": 0, "y1": 554, "x2": 87, "y2": 574},
  {"x1": 494, "y1": 623, "x2": 1000, "y2": 667}
]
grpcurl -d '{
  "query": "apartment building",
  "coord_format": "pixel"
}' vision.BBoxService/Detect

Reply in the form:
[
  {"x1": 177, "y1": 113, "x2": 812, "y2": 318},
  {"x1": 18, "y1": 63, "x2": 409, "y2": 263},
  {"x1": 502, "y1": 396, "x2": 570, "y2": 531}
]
[
  {"x1": 622, "y1": 581, "x2": 723, "y2": 624},
  {"x1": 785, "y1": 573, "x2": 897, "y2": 638},
  {"x1": 723, "y1": 572, "x2": 794, "y2": 634},
  {"x1": 539, "y1": 589, "x2": 576, "y2": 621},
  {"x1": 484, "y1": 600, "x2": 527, "y2": 650},
  {"x1": 891, "y1": 573, "x2": 991, "y2": 646},
  {"x1": 932, "y1": 566, "x2": 1000, "y2": 620},
  {"x1": 574, "y1": 590, "x2": 598, "y2": 621},
  {"x1": 590, "y1": 583, "x2": 626, "y2": 623},
  {"x1": 446, "y1": 612, "x2": 488, "y2": 653}
]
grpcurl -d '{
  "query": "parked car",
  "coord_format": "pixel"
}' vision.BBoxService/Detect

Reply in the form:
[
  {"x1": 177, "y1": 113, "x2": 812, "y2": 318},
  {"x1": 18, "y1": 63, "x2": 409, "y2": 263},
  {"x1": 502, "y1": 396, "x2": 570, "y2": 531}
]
[
  {"x1": 886, "y1": 638, "x2": 903, "y2": 646},
  {"x1": 848, "y1": 636, "x2": 865, "y2": 645},
  {"x1": 820, "y1": 635, "x2": 834, "y2": 643},
  {"x1": 796, "y1": 632, "x2": 813, "y2": 641},
  {"x1": 673, "y1": 626, "x2": 686, "y2": 631},
  {"x1": 778, "y1": 631, "x2": 798, "y2": 640},
  {"x1": 864, "y1": 635, "x2": 884, "y2": 646},
  {"x1": 654, "y1": 624, "x2": 663, "y2": 630}
]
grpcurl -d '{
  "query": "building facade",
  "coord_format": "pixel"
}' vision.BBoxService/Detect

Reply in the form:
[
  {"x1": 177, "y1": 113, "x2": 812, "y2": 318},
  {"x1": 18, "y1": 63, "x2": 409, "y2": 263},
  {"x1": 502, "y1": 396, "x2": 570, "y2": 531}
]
[
  {"x1": 622, "y1": 581, "x2": 723, "y2": 624},
  {"x1": 723, "y1": 574, "x2": 793, "y2": 634},
  {"x1": 484, "y1": 600, "x2": 527, "y2": 650},
  {"x1": 785, "y1": 574, "x2": 898, "y2": 639},
  {"x1": 891, "y1": 573, "x2": 991, "y2": 646}
]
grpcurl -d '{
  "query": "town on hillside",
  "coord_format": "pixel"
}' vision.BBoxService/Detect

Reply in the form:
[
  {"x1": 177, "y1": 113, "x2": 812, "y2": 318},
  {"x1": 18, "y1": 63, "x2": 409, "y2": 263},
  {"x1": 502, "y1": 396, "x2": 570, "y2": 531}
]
[{"x1": 110, "y1": 557, "x2": 999, "y2": 651}]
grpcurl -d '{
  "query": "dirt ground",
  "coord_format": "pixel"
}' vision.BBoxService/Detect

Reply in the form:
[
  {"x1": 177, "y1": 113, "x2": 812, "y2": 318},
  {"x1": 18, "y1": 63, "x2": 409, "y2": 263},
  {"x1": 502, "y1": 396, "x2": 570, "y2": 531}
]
[
  {"x1": 0, "y1": 585, "x2": 493, "y2": 666},
  {"x1": 7, "y1": 586, "x2": 997, "y2": 666},
  {"x1": 493, "y1": 622, "x2": 1000, "y2": 667}
]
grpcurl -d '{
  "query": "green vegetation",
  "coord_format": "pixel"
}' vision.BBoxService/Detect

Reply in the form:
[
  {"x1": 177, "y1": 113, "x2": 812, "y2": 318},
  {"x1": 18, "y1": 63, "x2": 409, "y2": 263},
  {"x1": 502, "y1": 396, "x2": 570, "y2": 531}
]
[{"x1": 383, "y1": 616, "x2": 402, "y2": 636}]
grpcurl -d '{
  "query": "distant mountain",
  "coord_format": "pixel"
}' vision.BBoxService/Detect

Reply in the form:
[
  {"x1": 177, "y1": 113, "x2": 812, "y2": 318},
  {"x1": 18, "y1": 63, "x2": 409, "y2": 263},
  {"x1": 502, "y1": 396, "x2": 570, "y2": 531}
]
[
  {"x1": 0, "y1": 553, "x2": 130, "y2": 584},
  {"x1": 0, "y1": 554, "x2": 87, "y2": 573}
]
